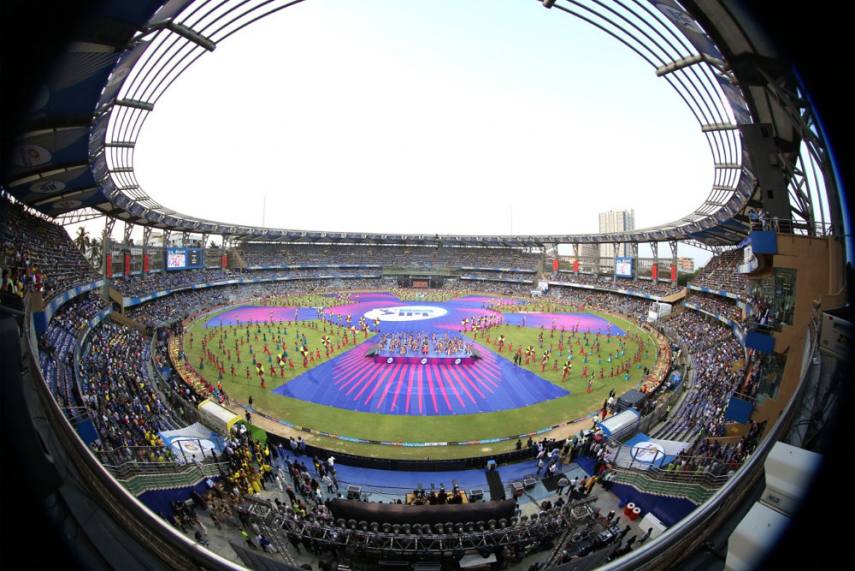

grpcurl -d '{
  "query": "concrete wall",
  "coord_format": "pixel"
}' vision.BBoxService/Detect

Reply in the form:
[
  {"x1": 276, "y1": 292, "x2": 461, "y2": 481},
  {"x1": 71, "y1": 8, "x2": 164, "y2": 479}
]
[{"x1": 751, "y1": 236, "x2": 846, "y2": 427}]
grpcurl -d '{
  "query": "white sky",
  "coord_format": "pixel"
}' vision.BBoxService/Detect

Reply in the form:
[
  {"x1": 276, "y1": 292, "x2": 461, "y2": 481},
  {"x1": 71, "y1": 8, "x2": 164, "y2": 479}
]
[{"x1": 72, "y1": 0, "x2": 715, "y2": 265}]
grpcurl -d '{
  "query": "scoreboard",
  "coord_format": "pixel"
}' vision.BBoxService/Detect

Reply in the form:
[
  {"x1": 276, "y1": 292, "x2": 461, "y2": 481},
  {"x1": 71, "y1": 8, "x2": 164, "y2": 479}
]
[
  {"x1": 615, "y1": 257, "x2": 634, "y2": 278},
  {"x1": 166, "y1": 248, "x2": 204, "y2": 271}
]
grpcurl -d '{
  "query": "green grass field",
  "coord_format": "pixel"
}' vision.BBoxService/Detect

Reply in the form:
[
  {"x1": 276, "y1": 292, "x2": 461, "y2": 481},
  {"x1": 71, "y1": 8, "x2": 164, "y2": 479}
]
[{"x1": 179, "y1": 298, "x2": 658, "y2": 458}]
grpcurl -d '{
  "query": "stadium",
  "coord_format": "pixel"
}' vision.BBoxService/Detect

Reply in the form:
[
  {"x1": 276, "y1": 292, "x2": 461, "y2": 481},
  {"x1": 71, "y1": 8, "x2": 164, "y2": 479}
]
[{"x1": 1, "y1": 1, "x2": 852, "y2": 570}]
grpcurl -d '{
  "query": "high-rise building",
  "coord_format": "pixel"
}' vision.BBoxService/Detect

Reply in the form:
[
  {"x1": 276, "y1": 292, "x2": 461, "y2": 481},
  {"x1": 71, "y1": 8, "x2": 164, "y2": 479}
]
[
  {"x1": 578, "y1": 243, "x2": 596, "y2": 260},
  {"x1": 598, "y1": 209, "x2": 635, "y2": 259}
]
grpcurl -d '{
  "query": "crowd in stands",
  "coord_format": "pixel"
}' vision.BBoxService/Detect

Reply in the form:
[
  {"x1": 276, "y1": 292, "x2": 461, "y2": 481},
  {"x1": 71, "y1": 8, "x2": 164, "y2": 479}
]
[
  {"x1": 665, "y1": 419, "x2": 765, "y2": 477},
  {"x1": 37, "y1": 292, "x2": 107, "y2": 411},
  {"x1": 124, "y1": 278, "x2": 394, "y2": 327},
  {"x1": 623, "y1": 278, "x2": 681, "y2": 297},
  {"x1": 662, "y1": 311, "x2": 745, "y2": 440},
  {"x1": 238, "y1": 242, "x2": 541, "y2": 270},
  {"x1": 115, "y1": 266, "x2": 377, "y2": 300},
  {"x1": 689, "y1": 250, "x2": 749, "y2": 298},
  {"x1": 687, "y1": 292, "x2": 744, "y2": 323},
  {"x1": 112, "y1": 268, "x2": 385, "y2": 299},
  {"x1": 552, "y1": 272, "x2": 612, "y2": 287},
  {"x1": 550, "y1": 271, "x2": 681, "y2": 297},
  {"x1": 1, "y1": 197, "x2": 99, "y2": 302},
  {"x1": 459, "y1": 270, "x2": 535, "y2": 283},
  {"x1": 47, "y1": 290, "x2": 108, "y2": 335},
  {"x1": 546, "y1": 287, "x2": 652, "y2": 323},
  {"x1": 152, "y1": 326, "x2": 204, "y2": 412},
  {"x1": 126, "y1": 286, "x2": 235, "y2": 327},
  {"x1": 443, "y1": 280, "x2": 533, "y2": 297},
  {"x1": 80, "y1": 321, "x2": 175, "y2": 465},
  {"x1": 112, "y1": 269, "x2": 232, "y2": 296}
]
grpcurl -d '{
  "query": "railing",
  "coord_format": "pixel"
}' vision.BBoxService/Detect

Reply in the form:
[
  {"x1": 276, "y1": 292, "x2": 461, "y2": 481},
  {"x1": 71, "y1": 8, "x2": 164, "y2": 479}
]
[
  {"x1": 755, "y1": 217, "x2": 837, "y2": 237},
  {"x1": 91, "y1": 440, "x2": 220, "y2": 466},
  {"x1": 104, "y1": 458, "x2": 225, "y2": 479},
  {"x1": 605, "y1": 469, "x2": 722, "y2": 506},
  {"x1": 609, "y1": 460, "x2": 732, "y2": 487},
  {"x1": 105, "y1": 460, "x2": 229, "y2": 497}
]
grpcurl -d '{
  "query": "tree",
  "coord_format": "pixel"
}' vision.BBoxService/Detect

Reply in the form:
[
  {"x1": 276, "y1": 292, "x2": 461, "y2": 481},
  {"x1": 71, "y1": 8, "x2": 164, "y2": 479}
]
[
  {"x1": 74, "y1": 227, "x2": 90, "y2": 253},
  {"x1": 677, "y1": 269, "x2": 699, "y2": 286},
  {"x1": 88, "y1": 237, "x2": 102, "y2": 270}
]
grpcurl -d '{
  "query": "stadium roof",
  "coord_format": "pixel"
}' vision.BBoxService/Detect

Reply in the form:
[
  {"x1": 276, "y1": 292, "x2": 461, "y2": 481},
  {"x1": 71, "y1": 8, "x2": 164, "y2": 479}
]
[{"x1": 3, "y1": 0, "x2": 816, "y2": 248}]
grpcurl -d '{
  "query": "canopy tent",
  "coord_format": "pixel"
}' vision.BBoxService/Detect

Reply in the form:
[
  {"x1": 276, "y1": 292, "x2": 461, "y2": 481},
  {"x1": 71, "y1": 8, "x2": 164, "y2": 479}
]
[
  {"x1": 158, "y1": 422, "x2": 224, "y2": 464},
  {"x1": 596, "y1": 408, "x2": 640, "y2": 441}
]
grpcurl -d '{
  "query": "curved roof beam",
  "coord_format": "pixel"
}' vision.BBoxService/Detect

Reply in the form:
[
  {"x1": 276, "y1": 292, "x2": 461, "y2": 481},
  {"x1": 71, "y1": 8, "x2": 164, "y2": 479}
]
[{"x1": 89, "y1": 0, "x2": 757, "y2": 244}]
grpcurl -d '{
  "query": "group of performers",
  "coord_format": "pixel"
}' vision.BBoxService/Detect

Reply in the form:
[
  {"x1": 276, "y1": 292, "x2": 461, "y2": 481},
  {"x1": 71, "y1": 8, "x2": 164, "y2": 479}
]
[
  {"x1": 493, "y1": 326, "x2": 648, "y2": 391},
  {"x1": 376, "y1": 331, "x2": 472, "y2": 358},
  {"x1": 459, "y1": 314, "x2": 503, "y2": 336},
  {"x1": 188, "y1": 314, "x2": 373, "y2": 388},
  {"x1": 321, "y1": 310, "x2": 378, "y2": 335}
]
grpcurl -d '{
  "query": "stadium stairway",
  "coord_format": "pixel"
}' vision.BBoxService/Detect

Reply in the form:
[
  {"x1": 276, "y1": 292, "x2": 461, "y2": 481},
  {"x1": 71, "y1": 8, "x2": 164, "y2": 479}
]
[
  {"x1": 109, "y1": 461, "x2": 227, "y2": 497},
  {"x1": 108, "y1": 311, "x2": 147, "y2": 332},
  {"x1": 606, "y1": 466, "x2": 722, "y2": 505},
  {"x1": 229, "y1": 249, "x2": 247, "y2": 270},
  {"x1": 649, "y1": 421, "x2": 700, "y2": 443},
  {"x1": 660, "y1": 288, "x2": 688, "y2": 304}
]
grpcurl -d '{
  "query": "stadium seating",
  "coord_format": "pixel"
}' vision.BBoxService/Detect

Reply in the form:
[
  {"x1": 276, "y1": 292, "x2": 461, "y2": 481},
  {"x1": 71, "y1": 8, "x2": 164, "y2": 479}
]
[
  {"x1": 0, "y1": 198, "x2": 98, "y2": 300},
  {"x1": 550, "y1": 272, "x2": 682, "y2": 297},
  {"x1": 655, "y1": 311, "x2": 745, "y2": 442},
  {"x1": 687, "y1": 292, "x2": 743, "y2": 323},
  {"x1": 689, "y1": 250, "x2": 749, "y2": 298},
  {"x1": 238, "y1": 242, "x2": 541, "y2": 270}
]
